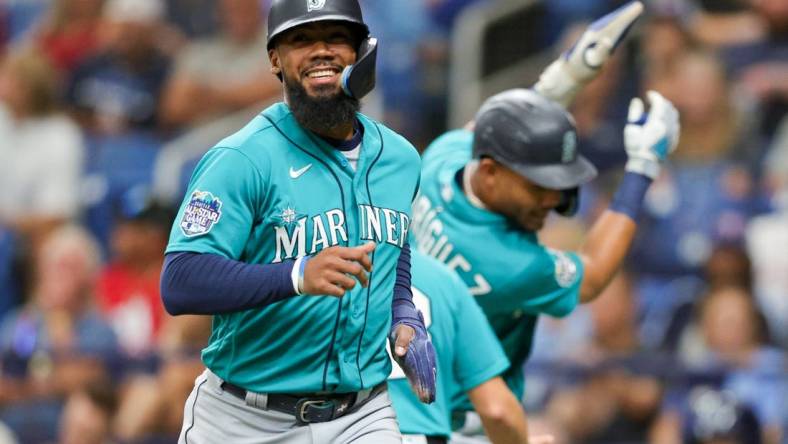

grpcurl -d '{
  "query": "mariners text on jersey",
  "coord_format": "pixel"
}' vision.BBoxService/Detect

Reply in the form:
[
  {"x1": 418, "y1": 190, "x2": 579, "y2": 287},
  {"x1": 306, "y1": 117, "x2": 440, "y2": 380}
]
[{"x1": 273, "y1": 205, "x2": 410, "y2": 263}]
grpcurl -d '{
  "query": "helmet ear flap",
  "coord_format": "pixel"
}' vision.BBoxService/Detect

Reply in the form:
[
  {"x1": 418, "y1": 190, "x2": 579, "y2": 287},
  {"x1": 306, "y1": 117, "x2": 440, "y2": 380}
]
[
  {"x1": 341, "y1": 37, "x2": 378, "y2": 99},
  {"x1": 555, "y1": 188, "x2": 579, "y2": 216}
]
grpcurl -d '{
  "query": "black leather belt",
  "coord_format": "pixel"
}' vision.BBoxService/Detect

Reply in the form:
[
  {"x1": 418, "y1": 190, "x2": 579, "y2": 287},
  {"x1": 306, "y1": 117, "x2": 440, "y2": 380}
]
[
  {"x1": 221, "y1": 381, "x2": 387, "y2": 424},
  {"x1": 426, "y1": 436, "x2": 448, "y2": 444}
]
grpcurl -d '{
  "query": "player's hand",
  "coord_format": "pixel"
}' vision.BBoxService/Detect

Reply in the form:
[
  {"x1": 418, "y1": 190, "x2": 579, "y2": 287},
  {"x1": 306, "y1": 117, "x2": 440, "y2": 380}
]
[
  {"x1": 534, "y1": 1, "x2": 643, "y2": 106},
  {"x1": 301, "y1": 242, "x2": 375, "y2": 297},
  {"x1": 390, "y1": 312, "x2": 437, "y2": 404},
  {"x1": 529, "y1": 435, "x2": 556, "y2": 444},
  {"x1": 624, "y1": 90, "x2": 680, "y2": 179}
]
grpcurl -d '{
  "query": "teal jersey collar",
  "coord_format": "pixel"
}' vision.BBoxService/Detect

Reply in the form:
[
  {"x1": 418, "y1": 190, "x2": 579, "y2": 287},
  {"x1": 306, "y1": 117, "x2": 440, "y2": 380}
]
[{"x1": 261, "y1": 103, "x2": 382, "y2": 178}]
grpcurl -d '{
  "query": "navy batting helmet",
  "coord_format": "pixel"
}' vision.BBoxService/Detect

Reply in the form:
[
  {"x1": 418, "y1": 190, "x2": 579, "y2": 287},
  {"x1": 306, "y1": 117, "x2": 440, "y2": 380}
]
[
  {"x1": 267, "y1": 0, "x2": 369, "y2": 50},
  {"x1": 266, "y1": 0, "x2": 377, "y2": 99},
  {"x1": 472, "y1": 88, "x2": 597, "y2": 215}
]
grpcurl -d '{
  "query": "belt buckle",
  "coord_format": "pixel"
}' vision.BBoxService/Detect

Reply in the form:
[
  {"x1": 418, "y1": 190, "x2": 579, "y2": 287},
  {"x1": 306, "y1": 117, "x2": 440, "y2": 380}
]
[{"x1": 297, "y1": 399, "x2": 334, "y2": 424}]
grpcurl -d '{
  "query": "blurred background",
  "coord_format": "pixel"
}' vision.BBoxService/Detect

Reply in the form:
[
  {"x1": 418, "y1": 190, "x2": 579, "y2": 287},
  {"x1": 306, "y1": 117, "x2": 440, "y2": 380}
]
[{"x1": 0, "y1": 0, "x2": 784, "y2": 443}]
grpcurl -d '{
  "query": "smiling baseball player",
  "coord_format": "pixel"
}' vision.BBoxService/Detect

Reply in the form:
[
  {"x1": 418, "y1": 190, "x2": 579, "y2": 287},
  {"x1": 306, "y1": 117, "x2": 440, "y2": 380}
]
[{"x1": 160, "y1": 0, "x2": 436, "y2": 442}]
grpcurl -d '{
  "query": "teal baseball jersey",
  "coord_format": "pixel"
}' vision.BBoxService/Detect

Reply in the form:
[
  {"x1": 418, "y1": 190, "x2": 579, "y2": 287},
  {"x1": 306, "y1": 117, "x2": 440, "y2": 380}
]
[
  {"x1": 166, "y1": 102, "x2": 421, "y2": 394},
  {"x1": 388, "y1": 251, "x2": 509, "y2": 438},
  {"x1": 410, "y1": 129, "x2": 584, "y2": 409}
]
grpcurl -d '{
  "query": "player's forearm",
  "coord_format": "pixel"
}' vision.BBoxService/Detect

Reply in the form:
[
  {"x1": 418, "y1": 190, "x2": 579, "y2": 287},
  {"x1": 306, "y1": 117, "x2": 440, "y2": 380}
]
[
  {"x1": 389, "y1": 243, "x2": 423, "y2": 343},
  {"x1": 469, "y1": 378, "x2": 530, "y2": 444},
  {"x1": 391, "y1": 242, "x2": 415, "y2": 314},
  {"x1": 160, "y1": 252, "x2": 297, "y2": 315},
  {"x1": 578, "y1": 172, "x2": 651, "y2": 303},
  {"x1": 578, "y1": 210, "x2": 637, "y2": 303}
]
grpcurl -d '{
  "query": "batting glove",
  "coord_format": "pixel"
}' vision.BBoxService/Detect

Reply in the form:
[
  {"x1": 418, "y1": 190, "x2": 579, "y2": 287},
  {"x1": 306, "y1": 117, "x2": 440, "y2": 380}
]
[
  {"x1": 390, "y1": 311, "x2": 437, "y2": 404},
  {"x1": 534, "y1": 1, "x2": 643, "y2": 107},
  {"x1": 624, "y1": 91, "x2": 680, "y2": 179}
]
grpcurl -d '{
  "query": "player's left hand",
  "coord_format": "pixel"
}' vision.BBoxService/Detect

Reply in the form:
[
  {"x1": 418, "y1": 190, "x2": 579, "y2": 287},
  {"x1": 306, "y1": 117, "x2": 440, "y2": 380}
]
[
  {"x1": 390, "y1": 312, "x2": 437, "y2": 404},
  {"x1": 624, "y1": 90, "x2": 680, "y2": 179},
  {"x1": 534, "y1": 1, "x2": 643, "y2": 106}
]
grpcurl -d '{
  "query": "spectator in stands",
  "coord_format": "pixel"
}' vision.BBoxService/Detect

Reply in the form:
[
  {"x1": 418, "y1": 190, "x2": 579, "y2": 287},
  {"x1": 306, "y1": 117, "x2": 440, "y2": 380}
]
[
  {"x1": 629, "y1": 50, "x2": 767, "y2": 348},
  {"x1": 724, "y1": 0, "x2": 788, "y2": 139},
  {"x1": 661, "y1": 243, "x2": 756, "y2": 351},
  {"x1": 112, "y1": 314, "x2": 210, "y2": 442},
  {"x1": 687, "y1": 0, "x2": 765, "y2": 49},
  {"x1": 640, "y1": 15, "x2": 694, "y2": 97},
  {"x1": 97, "y1": 199, "x2": 174, "y2": 357},
  {"x1": 58, "y1": 382, "x2": 118, "y2": 444},
  {"x1": 65, "y1": 0, "x2": 170, "y2": 135},
  {"x1": 530, "y1": 273, "x2": 664, "y2": 444},
  {"x1": 160, "y1": 0, "x2": 278, "y2": 129},
  {"x1": 165, "y1": 0, "x2": 220, "y2": 38},
  {"x1": 0, "y1": 225, "x2": 117, "y2": 443},
  {"x1": 672, "y1": 286, "x2": 785, "y2": 444},
  {"x1": 704, "y1": 243, "x2": 753, "y2": 292},
  {"x1": 33, "y1": 0, "x2": 105, "y2": 76},
  {"x1": 0, "y1": 47, "x2": 85, "y2": 249},
  {"x1": 747, "y1": 117, "x2": 788, "y2": 346},
  {"x1": 681, "y1": 386, "x2": 763, "y2": 444},
  {"x1": 1, "y1": 0, "x2": 51, "y2": 44}
]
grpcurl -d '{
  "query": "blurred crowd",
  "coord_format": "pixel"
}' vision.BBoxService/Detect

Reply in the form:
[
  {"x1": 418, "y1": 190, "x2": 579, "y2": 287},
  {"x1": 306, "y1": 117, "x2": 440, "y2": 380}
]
[{"x1": 0, "y1": 0, "x2": 784, "y2": 443}]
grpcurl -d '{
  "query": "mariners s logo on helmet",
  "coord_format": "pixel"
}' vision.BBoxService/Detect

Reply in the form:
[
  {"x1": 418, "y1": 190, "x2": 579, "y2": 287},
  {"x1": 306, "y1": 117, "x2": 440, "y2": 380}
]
[
  {"x1": 307, "y1": 0, "x2": 326, "y2": 12},
  {"x1": 561, "y1": 131, "x2": 577, "y2": 163}
]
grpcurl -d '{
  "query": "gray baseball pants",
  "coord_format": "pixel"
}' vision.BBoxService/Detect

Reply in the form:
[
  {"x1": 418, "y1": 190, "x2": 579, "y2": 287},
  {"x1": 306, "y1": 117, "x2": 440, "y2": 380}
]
[{"x1": 178, "y1": 369, "x2": 402, "y2": 444}]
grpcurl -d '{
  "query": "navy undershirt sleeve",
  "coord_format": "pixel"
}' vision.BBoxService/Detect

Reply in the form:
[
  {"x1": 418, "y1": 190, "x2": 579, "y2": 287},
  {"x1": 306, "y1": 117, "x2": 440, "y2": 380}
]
[
  {"x1": 392, "y1": 243, "x2": 421, "y2": 328},
  {"x1": 160, "y1": 252, "x2": 297, "y2": 315}
]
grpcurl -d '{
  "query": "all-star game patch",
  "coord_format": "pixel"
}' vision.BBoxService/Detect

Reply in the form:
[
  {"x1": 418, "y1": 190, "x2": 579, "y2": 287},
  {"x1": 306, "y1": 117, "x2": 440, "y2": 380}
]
[
  {"x1": 180, "y1": 190, "x2": 223, "y2": 237},
  {"x1": 548, "y1": 249, "x2": 579, "y2": 288}
]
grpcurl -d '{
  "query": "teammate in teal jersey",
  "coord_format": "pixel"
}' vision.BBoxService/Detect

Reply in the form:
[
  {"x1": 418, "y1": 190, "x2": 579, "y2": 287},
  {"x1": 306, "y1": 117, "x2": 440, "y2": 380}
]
[
  {"x1": 409, "y1": 1, "x2": 681, "y2": 439},
  {"x1": 160, "y1": 0, "x2": 435, "y2": 442},
  {"x1": 389, "y1": 251, "x2": 535, "y2": 444}
]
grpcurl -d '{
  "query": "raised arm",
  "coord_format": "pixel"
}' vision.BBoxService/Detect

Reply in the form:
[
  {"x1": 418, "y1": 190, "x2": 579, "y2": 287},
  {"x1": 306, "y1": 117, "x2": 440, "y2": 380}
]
[
  {"x1": 578, "y1": 91, "x2": 680, "y2": 303},
  {"x1": 534, "y1": 1, "x2": 644, "y2": 107}
]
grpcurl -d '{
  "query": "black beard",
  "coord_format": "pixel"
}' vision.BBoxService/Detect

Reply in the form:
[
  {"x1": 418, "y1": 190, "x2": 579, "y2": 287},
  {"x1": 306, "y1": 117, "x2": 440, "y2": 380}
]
[{"x1": 284, "y1": 74, "x2": 360, "y2": 135}]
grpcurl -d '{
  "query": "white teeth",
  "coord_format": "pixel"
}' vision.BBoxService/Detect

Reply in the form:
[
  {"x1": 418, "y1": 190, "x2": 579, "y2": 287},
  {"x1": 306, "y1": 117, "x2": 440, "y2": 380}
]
[{"x1": 308, "y1": 69, "x2": 336, "y2": 78}]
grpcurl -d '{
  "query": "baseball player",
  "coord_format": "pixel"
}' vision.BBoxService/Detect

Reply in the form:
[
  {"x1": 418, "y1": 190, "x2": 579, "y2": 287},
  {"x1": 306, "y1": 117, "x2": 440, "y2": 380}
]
[
  {"x1": 388, "y1": 250, "x2": 535, "y2": 444},
  {"x1": 408, "y1": 1, "x2": 681, "y2": 439},
  {"x1": 160, "y1": 0, "x2": 436, "y2": 442}
]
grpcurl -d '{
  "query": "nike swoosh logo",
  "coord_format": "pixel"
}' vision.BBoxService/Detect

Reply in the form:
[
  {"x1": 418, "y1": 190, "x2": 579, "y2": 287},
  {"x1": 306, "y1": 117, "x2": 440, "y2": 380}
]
[{"x1": 289, "y1": 164, "x2": 312, "y2": 179}]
